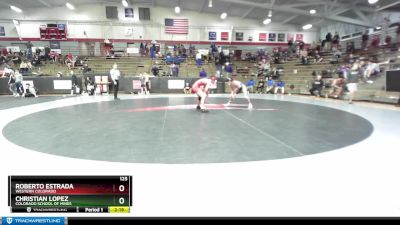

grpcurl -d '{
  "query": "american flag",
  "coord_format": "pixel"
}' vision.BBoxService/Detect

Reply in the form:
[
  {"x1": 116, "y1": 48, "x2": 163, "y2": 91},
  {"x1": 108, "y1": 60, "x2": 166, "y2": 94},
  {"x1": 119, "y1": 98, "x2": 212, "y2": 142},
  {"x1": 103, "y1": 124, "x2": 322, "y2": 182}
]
[{"x1": 165, "y1": 18, "x2": 189, "y2": 34}]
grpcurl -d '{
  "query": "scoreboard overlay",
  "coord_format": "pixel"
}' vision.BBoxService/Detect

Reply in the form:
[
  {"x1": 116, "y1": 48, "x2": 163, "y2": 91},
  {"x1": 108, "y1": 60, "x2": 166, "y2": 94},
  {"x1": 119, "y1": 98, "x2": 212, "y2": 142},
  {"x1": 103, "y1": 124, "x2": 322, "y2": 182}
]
[{"x1": 8, "y1": 176, "x2": 132, "y2": 213}]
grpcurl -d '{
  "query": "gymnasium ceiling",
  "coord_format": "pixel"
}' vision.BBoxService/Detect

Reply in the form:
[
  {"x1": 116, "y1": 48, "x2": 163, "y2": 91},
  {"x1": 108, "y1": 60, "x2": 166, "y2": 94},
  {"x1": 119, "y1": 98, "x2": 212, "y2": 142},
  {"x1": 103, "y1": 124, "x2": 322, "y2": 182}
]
[{"x1": 0, "y1": 0, "x2": 399, "y2": 27}]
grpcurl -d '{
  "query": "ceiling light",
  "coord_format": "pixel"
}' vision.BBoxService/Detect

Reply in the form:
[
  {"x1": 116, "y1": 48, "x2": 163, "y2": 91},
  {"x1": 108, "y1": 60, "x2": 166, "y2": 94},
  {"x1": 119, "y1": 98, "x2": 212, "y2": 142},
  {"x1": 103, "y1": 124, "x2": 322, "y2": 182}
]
[
  {"x1": 302, "y1": 24, "x2": 313, "y2": 30},
  {"x1": 220, "y1": 12, "x2": 227, "y2": 19},
  {"x1": 375, "y1": 26, "x2": 382, "y2": 30},
  {"x1": 10, "y1": 5, "x2": 23, "y2": 13},
  {"x1": 122, "y1": 0, "x2": 129, "y2": 7},
  {"x1": 309, "y1": 9, "x2": 316, "y2": 14},
  {"x1": 66, "y1": 2, "x2": 75, "y2": 10},
  {"x1": 268, "y1": 10, "x2": 272, "y2": 18},
  {"x1": 368, "y1": 0, "x2": 379, "y2": 4},
  {"x1": 175, "y1": 6, "x2": 181, "y2": 14},
  {"x1": 263, "y1": 18, "x2": 271, "y2": 25},
  {"x1": 208, "y1": 0, "x2": 213, "y2": 7}
]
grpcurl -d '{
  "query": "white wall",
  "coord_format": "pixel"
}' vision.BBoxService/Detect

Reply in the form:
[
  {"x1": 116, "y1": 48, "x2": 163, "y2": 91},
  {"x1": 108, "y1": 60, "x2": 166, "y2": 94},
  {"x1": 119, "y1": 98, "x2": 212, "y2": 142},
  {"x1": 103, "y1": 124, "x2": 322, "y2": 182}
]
[{"x1": 0, "y1": 4, "x2": 318, "y2": 44}]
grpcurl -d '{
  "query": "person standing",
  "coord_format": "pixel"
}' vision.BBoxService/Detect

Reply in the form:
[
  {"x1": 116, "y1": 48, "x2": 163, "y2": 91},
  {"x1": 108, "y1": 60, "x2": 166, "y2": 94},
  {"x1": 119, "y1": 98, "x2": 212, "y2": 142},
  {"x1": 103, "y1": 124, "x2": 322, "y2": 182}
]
[
  {"x1": 7, "y1": 69, "x2": 17, "y2": 97},
  {"x1": 70, "y1": 71, "x2": 79, "y2": 96},
  {"x1": 110, "y1": 63, "x2": 121, "y2": 100}
]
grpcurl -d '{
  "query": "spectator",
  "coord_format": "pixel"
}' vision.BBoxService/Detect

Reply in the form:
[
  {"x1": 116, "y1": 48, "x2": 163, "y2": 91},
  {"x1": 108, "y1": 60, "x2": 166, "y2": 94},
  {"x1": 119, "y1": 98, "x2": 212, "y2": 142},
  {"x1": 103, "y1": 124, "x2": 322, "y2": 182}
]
[
  {"x1": 50, "y1": 51, "x2": 59, "y2": 64},
  {"x1": 346, "y1": 42, "x2": 355, "y2": 54},
  {"x1": 84, "y1": 76, "x2": 95, "y2": 95},
  {"x1": 256, "y1": 78, "x2": 265, "y2": 93},
  {"x1": 31, "y1": 54, "x2": 41, "y2": 67},
  {"x1": 371, "y1": 35, "x2": 380, "y2": 48},
  {"x1": 328, "y1": 74, "x2": 345, "y2": 99},
  {"x1": 2, "y1": 65, "x2": 13, "y2": 77},
  {"x1": 151, "y1": 63, "x2": 160, "y2": 76},
  {"x1": 274, "y1": 80, "x2": 285, "y2": 95},
  {"x1": 196, "y1": 51, "x2": 202, "y2": 68},
  {"x1": 224, "y1": 62, "x2": 233, "y2": 77},
  {"x1": 300, "y1": 49, "x2": 309, "y2": 65},
  {"x1": 265, "y1": 77, "x2": 275, "y2": 94},
  {"x1": 361, "y1": 30, "x2": 369, "y2": 50},
  {"x1": 309, "y1": 75, "x2": 324, "y2": 97},
  {"x1": 332, "y1": 32, "x2": 340, "y2": 50},
  {"x1": 19, "y1": 60, "x2": 32, "y2": 74},
  {"x1": 14, "y1": 71, "x2": 24, "y2": 96},
  {"x1": 170, "y1": 63, "x2": 179, "y2": 77},
  {"x1": 140, "y1": 42, "x2": 145, "y2": 56},
  {"x1": 81, "y1": 62, "x2": 91, "y2": 74},
  {"x1": 66, "y1": 53, "x2": 75, "y2": 69},
  {"x1": 70, "y1": 71, "x2": 79, "y2": 95},
  {"x1": 26, "y1": 41, "x2": 33, "y2": 59},
  {"x1": 363, "y1": 60, "x2": 381, "y2": 83},
  {"x1": 35, "y1": 47, "x2": 42, "y2": 56},
  {"x1": 183, "y1": 82, "x2": 191, "y2": 94},
  {"x1": 325, "y1": 32, "x2": 332, "y2": 51},
  {"x1": 7, "y1": 69, "x2": 17, "y2": 97},
  {"x1": 150, "y1": 45, "x2": 155, "y2": 60},
  {"x1": 44, "y1": 45, "x2": 51, "y2": 63},
  {"x1": 199, "y1": 68, "x2": 207, "y2": 78},
  {"x1": 246, "y1": 78, "x2": 255, "y2": 94},
  {"x1": 12, "y1": 53, "x2": 22, "y2": 68}
]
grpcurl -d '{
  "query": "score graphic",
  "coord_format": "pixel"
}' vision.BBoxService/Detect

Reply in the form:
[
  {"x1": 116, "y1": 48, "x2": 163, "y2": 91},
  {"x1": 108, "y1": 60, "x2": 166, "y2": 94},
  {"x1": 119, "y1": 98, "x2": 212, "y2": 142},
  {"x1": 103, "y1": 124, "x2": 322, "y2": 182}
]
[{"x1": 8, "y1": 176, "x2": 132, "y2": 213}]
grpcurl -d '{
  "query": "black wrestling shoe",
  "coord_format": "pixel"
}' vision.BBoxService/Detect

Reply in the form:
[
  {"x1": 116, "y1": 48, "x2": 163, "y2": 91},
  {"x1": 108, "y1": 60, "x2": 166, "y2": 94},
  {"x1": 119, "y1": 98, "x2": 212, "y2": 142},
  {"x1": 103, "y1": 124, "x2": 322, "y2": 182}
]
[{"x1": 196, "y1": 106, "x2": 201, "y2": 110}]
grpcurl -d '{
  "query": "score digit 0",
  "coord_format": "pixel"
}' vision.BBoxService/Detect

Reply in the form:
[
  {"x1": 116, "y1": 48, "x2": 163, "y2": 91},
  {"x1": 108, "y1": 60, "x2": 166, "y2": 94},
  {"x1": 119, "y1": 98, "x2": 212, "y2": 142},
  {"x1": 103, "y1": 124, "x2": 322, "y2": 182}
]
[
  {"x1": 119, "y1": 185, "x2": 125, "y2": 192},
  {"x1": 119, "y1": 197, "x2": 125, "y2": 205}
]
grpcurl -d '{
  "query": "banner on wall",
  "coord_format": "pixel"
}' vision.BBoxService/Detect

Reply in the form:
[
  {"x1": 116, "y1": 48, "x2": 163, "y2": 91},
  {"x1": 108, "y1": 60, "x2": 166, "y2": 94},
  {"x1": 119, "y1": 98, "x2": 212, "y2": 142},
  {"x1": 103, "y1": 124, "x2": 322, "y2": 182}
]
[
  {"x1": 125, "y1": 8, "x2": 134, "y2": 18},
  {"x1": 259, "y1": 33, "x2": 266, "y2": 41},
  {"x1": 0, "y1": 26, "x2": 5, "y2": 36},
  {"x1": 50, "y1": 41, "x2": 61, "y2": 49},
  {"x1": 278, "y1": 33, "x2": 285, "y2": 42},
  {"x1": 235, "y1": 32, "x2": 243, "y2": 41},
  {"x1": 7, "y1": 46, "x2": 20, "y2": 53},
  {"x1": 296, "y1": 34, "x2": 304, "y2": 41},
  {"x1": 133, "y1": 80, "x2": 142, "y2": 90},
  {"x1": 268, "y1": 33, "x2": 276, "y2": 42},
  {"x1": 209, "y1": 32, "x2": 217, "y2": 41},
  {"x1": 287, "y1": 34, "x2": 294, "y2": 41},
  {"x1": 221, "y1": 32, "x2": 229, "y2": 41},
  {"x1": 53, "y1": 80, "x2": 72, "y2": 90},
  {"x1": 168, "y1": 80, "x2": 185, "y2": 89}
]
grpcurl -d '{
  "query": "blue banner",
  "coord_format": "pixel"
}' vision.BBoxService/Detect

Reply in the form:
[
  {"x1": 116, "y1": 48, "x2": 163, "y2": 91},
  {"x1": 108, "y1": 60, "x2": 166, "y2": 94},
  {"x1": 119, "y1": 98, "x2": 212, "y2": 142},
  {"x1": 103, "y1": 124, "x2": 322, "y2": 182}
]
[
  {"x1": 2, "y1": 217, "x2": 64, "y2": 225},
  {"x1": 209, "y1": 32, "x2": 216, "y2": 41}
]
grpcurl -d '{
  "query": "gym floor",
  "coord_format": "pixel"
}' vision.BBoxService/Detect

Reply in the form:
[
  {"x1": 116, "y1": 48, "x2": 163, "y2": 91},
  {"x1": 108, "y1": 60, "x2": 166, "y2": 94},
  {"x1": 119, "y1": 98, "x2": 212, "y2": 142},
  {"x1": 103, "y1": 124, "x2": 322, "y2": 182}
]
[{"x1": 1, "y1": 94, "x2": 400, "y2": 216}]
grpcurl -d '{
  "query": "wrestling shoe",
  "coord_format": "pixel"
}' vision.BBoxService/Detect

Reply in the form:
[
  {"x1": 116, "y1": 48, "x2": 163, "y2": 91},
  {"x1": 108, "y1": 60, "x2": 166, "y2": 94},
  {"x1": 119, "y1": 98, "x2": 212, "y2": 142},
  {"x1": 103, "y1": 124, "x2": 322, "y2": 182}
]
[
  {"x1": 248, "y1": 103, "x2": 253, "y2": 109},
  {"x1": 201, "y1": 109, "x2": 209, "y2": 113},
  {"x1": 196, "y1": 106, "x2": 201, "y2": 110}
]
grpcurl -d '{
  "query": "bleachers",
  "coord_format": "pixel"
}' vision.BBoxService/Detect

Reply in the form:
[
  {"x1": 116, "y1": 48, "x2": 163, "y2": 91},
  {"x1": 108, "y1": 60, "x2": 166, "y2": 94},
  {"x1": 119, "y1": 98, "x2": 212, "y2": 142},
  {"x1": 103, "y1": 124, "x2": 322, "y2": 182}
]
[{"x1": 4, "y1": 45, "x2": 398, "y2": 104}]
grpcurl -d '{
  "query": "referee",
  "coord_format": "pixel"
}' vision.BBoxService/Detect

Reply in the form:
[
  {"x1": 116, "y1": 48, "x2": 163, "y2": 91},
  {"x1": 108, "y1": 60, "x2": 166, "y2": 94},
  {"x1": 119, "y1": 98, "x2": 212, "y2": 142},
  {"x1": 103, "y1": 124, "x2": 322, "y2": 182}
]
[{"x1": 110, "y1": 63, "x2": 121, "y2": 100}]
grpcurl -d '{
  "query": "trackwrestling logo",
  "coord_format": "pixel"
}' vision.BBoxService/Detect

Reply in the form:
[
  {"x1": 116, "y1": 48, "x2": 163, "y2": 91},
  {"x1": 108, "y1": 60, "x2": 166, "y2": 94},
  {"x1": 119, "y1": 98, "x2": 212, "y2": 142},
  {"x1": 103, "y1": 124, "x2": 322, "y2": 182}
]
[{"x1": 2, "y1": 217, "x2": 64, "y2": 225}]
